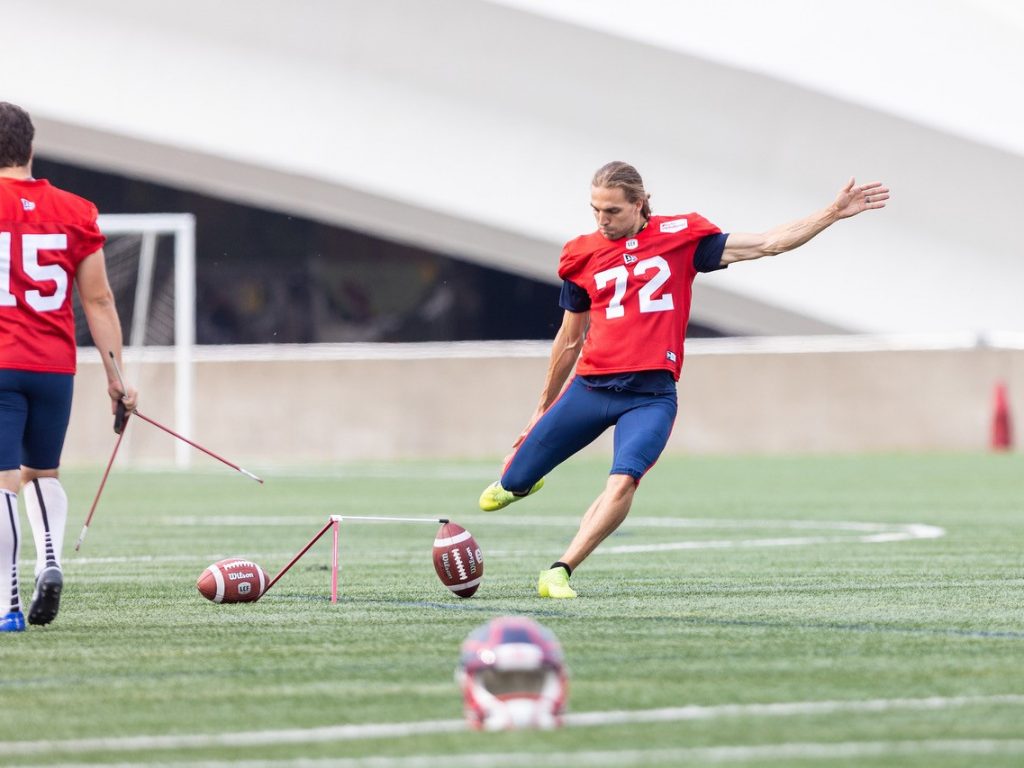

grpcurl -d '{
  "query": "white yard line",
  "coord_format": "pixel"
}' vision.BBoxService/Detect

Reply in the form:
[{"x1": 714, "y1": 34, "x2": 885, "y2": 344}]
[
  {"x1": 4, "y1": 695, "x2": 1022, "y2": 757},
  {"x1": 160, "y1": 515, "x2": 945, "y2": 556},
  {"x1": 54, "y1": 517, "x2": 943, "y2": 569},
  {"x1": 15, "y1": 740, "x2": 1024, "y2": 768}
]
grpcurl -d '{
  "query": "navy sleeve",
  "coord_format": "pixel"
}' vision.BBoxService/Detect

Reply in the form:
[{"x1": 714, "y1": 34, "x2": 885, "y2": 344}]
[
  {"x1": 694, "y1": 233, "x2": 729, "y2": 272},
  {"x1": 559, "y1": 279, "x2": 590, "y2": 312}
]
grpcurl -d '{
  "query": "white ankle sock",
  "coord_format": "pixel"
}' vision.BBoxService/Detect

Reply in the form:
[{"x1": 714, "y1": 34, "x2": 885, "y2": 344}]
[
  {"x1": 24, "y1": 477, "x2": 67, "y2": 577},
  {"x1": 1, "y1": 489, "x2": 21, "y2": 614}
]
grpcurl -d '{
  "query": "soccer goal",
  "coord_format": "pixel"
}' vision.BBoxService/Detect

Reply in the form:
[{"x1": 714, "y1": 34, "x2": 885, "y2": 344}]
[{"x1": 76, "y1": 214, "x2": 196, "y2": 468}]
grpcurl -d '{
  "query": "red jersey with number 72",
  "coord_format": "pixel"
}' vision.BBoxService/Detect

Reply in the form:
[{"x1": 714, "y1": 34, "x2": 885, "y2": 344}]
[
  {"x1": 1, "y1": 178, "x2": 106, "y2": 374},
  {"x1": 558, "y1": 213, "x2": 721, "y2": 380}
]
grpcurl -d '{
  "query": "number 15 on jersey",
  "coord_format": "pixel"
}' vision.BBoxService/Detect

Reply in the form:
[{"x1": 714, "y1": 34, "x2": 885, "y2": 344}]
[{"x1": 0, "y1": 231, "x2": 70, "y2": 312}]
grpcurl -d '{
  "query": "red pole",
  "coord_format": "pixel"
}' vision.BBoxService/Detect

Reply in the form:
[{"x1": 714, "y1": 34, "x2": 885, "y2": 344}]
[
  {"x1": 131, "y1": 409, "x2": 263, "y2": 483},
  {"x1": 991, "y1": 381, "x2": 1013, "y2": 451},
  {"x1": 331, "y1": 518, "x2": 340, "y2": 604},
  {"x1": 263, "y1": 519, "x2": 334, "y2": 594},
  {"x1": 75, "y1": 414, "x2": 131, "y2": 551}
]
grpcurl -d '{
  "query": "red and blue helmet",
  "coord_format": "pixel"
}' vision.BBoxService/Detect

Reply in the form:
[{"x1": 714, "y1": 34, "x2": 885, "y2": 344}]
[{"x1": 456, "y1": 616, "x2": 568, "y2": 730}]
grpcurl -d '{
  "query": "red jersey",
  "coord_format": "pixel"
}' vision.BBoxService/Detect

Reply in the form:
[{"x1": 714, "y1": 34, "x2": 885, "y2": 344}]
[
  {"x1": 558, "y1": 213, "x2": 721, "y2": 380},
  {"x1": 0, "y1": 178, "x2": 105, "y2": 374}
]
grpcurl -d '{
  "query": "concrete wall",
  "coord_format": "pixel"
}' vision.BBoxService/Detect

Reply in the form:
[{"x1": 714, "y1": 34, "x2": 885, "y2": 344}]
[{"x1": 62, "y1": 344, "x2": 1023, "y2": 469}]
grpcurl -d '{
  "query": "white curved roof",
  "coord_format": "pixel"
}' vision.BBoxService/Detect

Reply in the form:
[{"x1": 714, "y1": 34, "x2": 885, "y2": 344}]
[{"x1": 7, "y1": 0, "x2": 1022, "y2": 335}]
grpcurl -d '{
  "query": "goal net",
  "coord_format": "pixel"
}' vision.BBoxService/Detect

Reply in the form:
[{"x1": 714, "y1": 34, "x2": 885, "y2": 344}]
[{"x1": 73, "y1": 214, "x2": 196, "y2": 467}]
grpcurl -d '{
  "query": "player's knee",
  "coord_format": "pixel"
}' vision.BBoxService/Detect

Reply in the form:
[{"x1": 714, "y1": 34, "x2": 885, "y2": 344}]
[
  {"x1": 20, "y1": 467, "x2": 59, "y2": 486},
  {"x1": 500, "y1": 470, "x2": 540, "y2": 495},
  {"x1": 0, "y1": 469, "x2": 20, "y2": 495},
  {"x1": 606, "y1": 472, "x2": 639, "y2": 497}
]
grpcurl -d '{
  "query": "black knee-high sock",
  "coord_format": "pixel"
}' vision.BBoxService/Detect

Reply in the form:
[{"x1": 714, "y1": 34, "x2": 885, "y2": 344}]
[{"x1": 26, "y1": 477, "x2": 67, "y2": 576}]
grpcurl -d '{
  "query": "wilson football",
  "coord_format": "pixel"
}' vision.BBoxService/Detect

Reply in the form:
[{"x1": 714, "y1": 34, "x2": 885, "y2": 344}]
[
  {"x1": 197, "y1": 558, "x2": 269, "y2": 603},
  {"x1": 433, "y1": 522, "x2": 484, "y2": 598}
]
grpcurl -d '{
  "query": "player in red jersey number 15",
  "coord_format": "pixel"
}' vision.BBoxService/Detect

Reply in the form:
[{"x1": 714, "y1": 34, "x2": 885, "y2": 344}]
[
  {"x1": 0, "y1": 102, "x2": 139, "y2": 631},
  {"x1": 479, "y1": 161, "x2": 889, "y2": 598}
]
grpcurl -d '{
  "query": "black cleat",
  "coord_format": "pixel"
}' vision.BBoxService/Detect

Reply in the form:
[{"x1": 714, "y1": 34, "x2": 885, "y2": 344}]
[{"x1": 28, "y1": 566, "x2": 63, "y2": 626}]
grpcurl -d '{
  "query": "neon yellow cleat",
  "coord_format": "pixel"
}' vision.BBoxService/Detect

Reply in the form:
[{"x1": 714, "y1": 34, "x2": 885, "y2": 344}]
[
  {"x1": 478, "y1": 478, "x2": 544, "y2": 512},
  {"x1": 537, "y1": 566, "x2": 577, "y2": 599}
]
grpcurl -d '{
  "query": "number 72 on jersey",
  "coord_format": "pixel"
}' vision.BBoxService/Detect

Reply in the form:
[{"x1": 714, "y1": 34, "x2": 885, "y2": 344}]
[{"x1": 593, "y1": 255, "x2": 674, "y2": 319}]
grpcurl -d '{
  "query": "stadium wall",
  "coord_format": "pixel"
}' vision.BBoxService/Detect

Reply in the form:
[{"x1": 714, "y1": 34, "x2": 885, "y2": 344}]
[{"x1": 63, "y1": 341, "x2": 1022, "y2": 468}]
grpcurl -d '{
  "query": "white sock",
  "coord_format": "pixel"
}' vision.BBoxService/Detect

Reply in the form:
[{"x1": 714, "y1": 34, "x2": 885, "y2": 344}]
[
  {"x1": 24, "y1": 477, "x2": 67, "y2": 577},
  {"x1": 1, "y1": 489, "x2": 20, "y2": 614}
]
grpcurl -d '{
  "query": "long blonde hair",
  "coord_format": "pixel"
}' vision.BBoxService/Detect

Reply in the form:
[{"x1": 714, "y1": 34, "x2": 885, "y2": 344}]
[{"x1": 591, "y1": 161, "x2": 651, "y2": 219}]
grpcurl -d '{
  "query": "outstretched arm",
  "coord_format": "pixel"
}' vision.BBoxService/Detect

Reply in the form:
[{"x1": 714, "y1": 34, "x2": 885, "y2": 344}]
[{"x1": 721, "y1": 178, "x2": 889, "y2": 265}]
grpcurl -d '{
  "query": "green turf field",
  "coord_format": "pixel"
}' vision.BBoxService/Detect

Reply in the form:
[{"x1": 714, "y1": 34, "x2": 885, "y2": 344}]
[{"x1": 2, "y1": 453, "x2": 1022, "y2": 767}]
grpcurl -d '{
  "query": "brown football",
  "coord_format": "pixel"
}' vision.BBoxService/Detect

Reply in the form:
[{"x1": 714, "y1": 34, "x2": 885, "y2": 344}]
[
  {"x1": 432, "y1": 522, "x2": 483, "y2": 598},
  {"x1": 197, "y1": 558, "x2": 269, "y2": 603}
]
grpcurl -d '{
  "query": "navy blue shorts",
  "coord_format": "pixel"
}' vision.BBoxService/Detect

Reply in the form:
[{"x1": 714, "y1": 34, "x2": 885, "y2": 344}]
[
  {"x1": 501, "y1": 376, "x2": 678, "y2": 492},
  {"x1": 0, "y1": 369, "x2": 74, "y2": 471}
]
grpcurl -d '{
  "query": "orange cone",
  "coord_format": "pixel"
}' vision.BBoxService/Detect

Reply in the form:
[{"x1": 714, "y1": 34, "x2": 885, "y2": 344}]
[{"x1": 991, "y1": 381, "x2": 1013, "y2": 451}]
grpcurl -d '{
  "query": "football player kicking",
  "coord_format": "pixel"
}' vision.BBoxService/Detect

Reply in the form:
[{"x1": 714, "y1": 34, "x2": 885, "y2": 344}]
[
  {"x1": 480, "y1": 161, "x2": 888, "y2": 598},
  {"x1": 0, "y1": 102, "x2": 138, "y2": 631}
]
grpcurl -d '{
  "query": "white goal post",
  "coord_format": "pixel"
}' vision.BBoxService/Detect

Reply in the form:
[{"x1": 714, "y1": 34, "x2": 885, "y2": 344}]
[{"x1": 95, "y1": 213, "x2": 196, "y2": 468}]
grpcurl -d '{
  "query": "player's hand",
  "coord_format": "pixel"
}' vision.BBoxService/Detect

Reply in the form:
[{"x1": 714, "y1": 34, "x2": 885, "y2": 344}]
[
  {"x1": 503, "y1": 412, "x2": 541, "y2": 466},
  {"x1": 832, "y1": 178, "x2": 889, "y2": 220},
  {"x1": 513, "y1": 411, "x2": 543, "y2": 450},
  {"x1": 108, "y1": 383, "x2": 137, "y2": 435},
  {"x1": 108, "y1": 382, "x2": 139, "y2": 413},
  {"x1": 503, "y1": 431, "x2": 528, "y2": 468}
]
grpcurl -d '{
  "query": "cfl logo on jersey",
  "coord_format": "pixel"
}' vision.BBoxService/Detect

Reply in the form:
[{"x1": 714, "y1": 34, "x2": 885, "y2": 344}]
[
  {"x1": 665, "y1": 350, "x2": 677, "y2": 363},
  {"x1": 623, "y1": 253, "x2": 638, "y2": 265},
  {"x1": 625, "y1": 238, "x2": 639, "y2": 250},
  {"x1": 20, "y1": 198, "x2": 35, "y2": 211}
]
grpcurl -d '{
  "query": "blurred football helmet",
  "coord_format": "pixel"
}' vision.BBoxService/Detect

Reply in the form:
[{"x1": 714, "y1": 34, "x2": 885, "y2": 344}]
[{"x1": 456, "y1": 616, "x2": 568, "y2": 731}]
